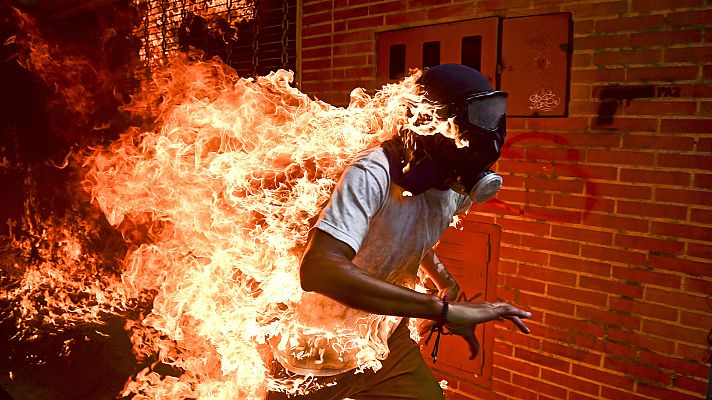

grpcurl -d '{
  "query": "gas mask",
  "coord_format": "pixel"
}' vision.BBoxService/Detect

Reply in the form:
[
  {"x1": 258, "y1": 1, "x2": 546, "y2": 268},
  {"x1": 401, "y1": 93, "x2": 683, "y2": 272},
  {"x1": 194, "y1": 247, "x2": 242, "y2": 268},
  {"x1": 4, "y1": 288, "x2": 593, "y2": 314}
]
[
  {"x1": 446, "y1": 90, "x2": 508, "y2": 203},
  {"x1": 383, "y1": 64, "x2": 508, "y2": 202}
]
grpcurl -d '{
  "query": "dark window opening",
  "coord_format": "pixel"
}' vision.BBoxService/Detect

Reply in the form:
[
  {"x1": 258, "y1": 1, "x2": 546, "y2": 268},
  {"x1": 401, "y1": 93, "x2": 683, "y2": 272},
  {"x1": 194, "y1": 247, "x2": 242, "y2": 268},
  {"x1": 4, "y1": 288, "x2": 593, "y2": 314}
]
[
  {"x1": 461, "y1": 35, "x2": 482, "y2": 71},
  {"x1": 422, "y1": 41, "x2": 440, "y2": 68},
  {"x1": 389, "y1": 44, "x2": 406, "y2": 80}
]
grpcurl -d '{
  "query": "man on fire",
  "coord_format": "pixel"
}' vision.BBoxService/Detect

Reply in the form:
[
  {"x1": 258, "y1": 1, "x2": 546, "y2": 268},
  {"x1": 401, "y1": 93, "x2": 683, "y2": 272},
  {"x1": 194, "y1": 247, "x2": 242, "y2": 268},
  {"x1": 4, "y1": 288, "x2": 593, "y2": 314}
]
[{"x1": 268, "y1": 64, "x2": 532, "y2": 399}]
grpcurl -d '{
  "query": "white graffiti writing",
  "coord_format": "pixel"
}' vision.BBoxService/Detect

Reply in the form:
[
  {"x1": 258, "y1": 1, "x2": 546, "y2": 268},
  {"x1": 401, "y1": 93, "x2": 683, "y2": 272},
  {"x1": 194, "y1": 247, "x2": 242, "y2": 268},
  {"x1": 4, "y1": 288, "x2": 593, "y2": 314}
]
[{"x1": 529, "y1": 90, "x2": 560, "y2": 112}]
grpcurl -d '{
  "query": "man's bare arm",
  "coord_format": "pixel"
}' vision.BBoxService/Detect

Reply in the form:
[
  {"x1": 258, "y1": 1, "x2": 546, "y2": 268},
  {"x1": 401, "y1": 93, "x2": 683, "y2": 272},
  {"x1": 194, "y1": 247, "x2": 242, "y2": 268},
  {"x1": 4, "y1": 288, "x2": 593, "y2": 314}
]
[
  {"x1": 300, "y1": 229, "x2": 444, "y2": 321},
  {"x1": 301, "y1": 228, "x2": 532, "y2": 355}
]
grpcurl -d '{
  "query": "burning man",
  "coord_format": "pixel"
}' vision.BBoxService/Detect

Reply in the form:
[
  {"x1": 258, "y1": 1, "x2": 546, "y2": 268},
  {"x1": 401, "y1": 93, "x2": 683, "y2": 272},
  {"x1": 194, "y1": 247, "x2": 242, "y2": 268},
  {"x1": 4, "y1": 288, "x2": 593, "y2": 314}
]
[{"x1": 268, "y1": 64, "x2": 532, "y2": 399}]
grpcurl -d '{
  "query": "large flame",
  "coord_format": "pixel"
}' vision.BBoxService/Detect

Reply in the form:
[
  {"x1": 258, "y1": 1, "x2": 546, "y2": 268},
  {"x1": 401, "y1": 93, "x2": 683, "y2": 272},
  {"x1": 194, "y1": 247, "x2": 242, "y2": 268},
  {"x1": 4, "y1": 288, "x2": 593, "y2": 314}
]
[{"x1": 3, "y1": 8, "x2": 460, "y2": 397}]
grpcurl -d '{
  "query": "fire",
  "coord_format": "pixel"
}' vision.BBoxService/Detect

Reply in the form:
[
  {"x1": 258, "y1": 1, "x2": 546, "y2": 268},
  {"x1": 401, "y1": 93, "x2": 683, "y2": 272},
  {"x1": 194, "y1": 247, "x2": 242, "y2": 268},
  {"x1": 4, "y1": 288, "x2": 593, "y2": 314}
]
[{"x1": 4, "y1": 7, "x2": 459, "y2": 398}]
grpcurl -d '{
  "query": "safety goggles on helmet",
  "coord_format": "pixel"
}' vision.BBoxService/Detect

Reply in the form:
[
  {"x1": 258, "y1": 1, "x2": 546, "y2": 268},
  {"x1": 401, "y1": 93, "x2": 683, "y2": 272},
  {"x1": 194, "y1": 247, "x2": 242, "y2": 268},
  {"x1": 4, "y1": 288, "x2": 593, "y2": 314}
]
[{"x1": 464, "y1": 91, "x2": 508, "y2": 132}]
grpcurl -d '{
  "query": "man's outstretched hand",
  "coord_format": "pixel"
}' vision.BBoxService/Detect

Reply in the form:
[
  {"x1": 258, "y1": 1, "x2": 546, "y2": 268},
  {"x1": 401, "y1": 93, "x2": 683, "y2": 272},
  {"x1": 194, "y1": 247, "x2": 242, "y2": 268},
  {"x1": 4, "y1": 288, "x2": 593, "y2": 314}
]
[{"x1": 445, "y1": 301, "x2": 532, "y2": 360}]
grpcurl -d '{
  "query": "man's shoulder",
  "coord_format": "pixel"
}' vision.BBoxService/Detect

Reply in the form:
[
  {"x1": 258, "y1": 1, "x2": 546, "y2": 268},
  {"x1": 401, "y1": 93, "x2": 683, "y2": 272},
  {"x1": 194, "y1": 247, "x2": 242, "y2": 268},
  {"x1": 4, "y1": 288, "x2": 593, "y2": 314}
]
[{"x1": 350, "y1": 146, "x2": 388, "y2": 169}]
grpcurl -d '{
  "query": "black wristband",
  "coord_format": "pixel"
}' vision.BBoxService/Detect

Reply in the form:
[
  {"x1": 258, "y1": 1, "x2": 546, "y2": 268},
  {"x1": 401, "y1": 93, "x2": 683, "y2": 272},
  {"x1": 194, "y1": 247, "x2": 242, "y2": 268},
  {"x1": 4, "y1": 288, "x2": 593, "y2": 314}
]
[{"x1": 441, "y1": 295, "x2": 450, "y2": 326}]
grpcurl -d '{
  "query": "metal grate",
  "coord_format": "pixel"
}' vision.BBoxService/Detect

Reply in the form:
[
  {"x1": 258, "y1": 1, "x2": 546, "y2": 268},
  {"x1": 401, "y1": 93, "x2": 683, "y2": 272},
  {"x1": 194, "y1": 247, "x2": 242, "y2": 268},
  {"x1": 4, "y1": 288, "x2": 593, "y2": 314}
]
[{"x1": 133, "y1": 0, "x2": 296, "y2": 78}]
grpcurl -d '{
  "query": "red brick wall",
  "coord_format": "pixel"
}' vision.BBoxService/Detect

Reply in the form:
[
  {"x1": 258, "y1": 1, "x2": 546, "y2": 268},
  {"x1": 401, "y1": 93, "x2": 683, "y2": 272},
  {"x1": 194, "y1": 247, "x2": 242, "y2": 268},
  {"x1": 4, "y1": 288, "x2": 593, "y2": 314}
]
[{"x1": 299, "y1": 1, "x2": 712, "y2": 399}]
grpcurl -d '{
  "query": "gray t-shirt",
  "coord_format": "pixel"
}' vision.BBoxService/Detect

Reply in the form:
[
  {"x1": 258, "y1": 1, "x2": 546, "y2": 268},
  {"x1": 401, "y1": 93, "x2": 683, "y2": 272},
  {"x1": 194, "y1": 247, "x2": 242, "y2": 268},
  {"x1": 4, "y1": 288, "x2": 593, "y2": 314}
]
[{"x1": 274, "y1": 147, "x2": 471, "y2": 376}]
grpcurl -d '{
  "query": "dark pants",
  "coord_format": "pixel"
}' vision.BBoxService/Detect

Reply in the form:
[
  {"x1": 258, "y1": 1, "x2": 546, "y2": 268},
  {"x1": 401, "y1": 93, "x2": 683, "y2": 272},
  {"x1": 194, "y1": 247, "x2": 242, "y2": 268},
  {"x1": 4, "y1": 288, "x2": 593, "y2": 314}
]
[{"x1": 266, "y1": 320, "x2": 445, "y2": 400}]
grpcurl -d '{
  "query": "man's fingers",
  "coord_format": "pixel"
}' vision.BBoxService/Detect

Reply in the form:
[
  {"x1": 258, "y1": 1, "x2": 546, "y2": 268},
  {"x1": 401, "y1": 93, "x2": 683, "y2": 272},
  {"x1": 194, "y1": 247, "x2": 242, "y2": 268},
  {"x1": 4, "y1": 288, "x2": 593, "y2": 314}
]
[{"x1": 505, "y1": 315, "x2": 531, "y2": 334}]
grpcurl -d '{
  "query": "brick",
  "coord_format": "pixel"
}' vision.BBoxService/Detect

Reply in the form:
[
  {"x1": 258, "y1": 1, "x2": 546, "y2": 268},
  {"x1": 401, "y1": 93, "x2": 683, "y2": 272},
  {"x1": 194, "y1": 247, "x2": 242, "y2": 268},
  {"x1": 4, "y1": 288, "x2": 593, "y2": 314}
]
[
  {"x1": 643, "y1": 319, "x2": 708, "y2": 345},
  {"x1": 427, "y1": 2, "x2": 477, "y2": 20},
  {"x1": 658, "y1": 153, "x2": 712, "y2": 170},
  {"x1": 655, "y1": 188, "x2": 712, "y2": 206},
  {"x1": 541, "y1": 367, "x2": 601, "y2": 395},
  {"x1": 588, "y1": 149, "x2": 655, "y2": 166},
  {"x1": 636, "y1": 382, "x2": 703, "y2": 400},
  {"x1": 611, "y1": 264, "x2": 681, "y2": 288},
  {"x1": 566, "y1": 0, "x2": 627, "y2": 18},
  {"x1": 497, "y1": 159, "x2": 554, "y2": 175},
  {"x1": 620, "y1": 168, "x2": 691, "y2": 185},
  {"x1": 571, "y1": 67, "x2": 626, "y2": 83},
  {"x1": 580, "y1": 244, "x2": 647, "y2": 266},
  {"x1": 555, "y1": 164, "x2": 618, "y2": 181},
  {"x1": 599, "y1": 115, "x2": 665, "y2": 136},
  {"x1": 702, "y1": 101, "x2": 712, "y2": 116},
  {"x1": 332, "y1": 30, "x2": 372, "y2": 44},
  {"x1": 649, "y1": 255, "x2": 710, "y2": 276},
  {"x1": 504, "y1": 275, "x2": 546, "y2": 294},
  {"x1": 574, "y1": 19, "x2": 595, "y2": 35},
  {"x1": 572, "y1": 364, "x2": 634, "y2": 391},
  {"x1": 303, "y1": 10, "x2": 332, "y2": 25},
  {"x1": 302, "y1": 58, "x2": 333, "y2": 70},
  {"x1": 606, "y1": 327, "x2": 677, "y2": 355},
  {"x1": 661, "y1": 118, "x2": 712, "y2": 134},
  {"x1": 384, "y1": 9, "x2": 428, "y2": 26},
  {"x1": 333, "y1": 5, "x2": 368, "y2": 20},
  {"x1": 681, "y1": 311, "x2": 712, "y2": 333},
  {"x1": 676, "y1": 343, "x2": 710, "y2": 361},
  {"x1": 666, "y1": 45, "x2": 712, "y2": 63},
  {"x1": 577, "y1": 304, "x2": 642, "y2": 330},
  {"x1": 497, "y1": 189, "x2": 552, "y2": 207},
  {"x1": 497, "y1": 353, "x2": 541, "y2": 377},
  {"x1": 601, "y1": 387, "x2": 651, "y2": 400},
  {"x1": 595, "y1": 14, "x2": 666, "y2": 33},
  {"x1": 548, "y1": 284, "x2": 608, "y2": 307},
  {"x1": 512, "y1": 373, "x2": 568, "y2": 399},
  {"x1": 499, "y1": 219, "x2": 550, "y2": 235},
  {"x1": 631, "y1": 0, "x2": 705, "y2": 12},
  {"x1": 613, "y1": 234, "x2": 684, "y2": 256},
  {"x1": 623, "y1": 101, "x2": 697, "y2": 117},
  {"x1": 529, "y1": 118, "x2": 590, "y2": 131},
  {"x1": 687, "y1": 242, "x2": 712, "y2": 259},
  {"x1": 546, "y1": 314, "x2": 606, "y2": 337},
  {"x1": 479, "y1": 0, "x2": 530, "y2": 11},
  {"x1": 629, "y1": 29, "x2": 703, "y2": 47},
  {"x1": 587, "y1": 182, "x2": 652, "y2": 200},
  {"x1": 515, "y1": 347, "x2": 571, "y2": 372},
  {"x1": 346, "y1": 15, "x2": 383, "y2": 30},
  {"x1": 520, "y1": 264, "x2": 578, "y2": 286},
  {"x1": 552, "y1": 225, "x2": 613, "y2": 245},
  {"x1": 651, "y1": 220, "x2": 710, "y2": 241},
  {"x1": 617, "y1": 200, "x2": 687, "y2": 220},
  {"x1": 332, "y1": 42, "x2": 373, "y2": 56},
  {"x1": 525, "y1": 177, "x2": 584, "y2": 193},
  {"x1": 499, "y1": 246, "x2": 549, "y2": 265},
  {"x1": 521, "y1": 235, "x2": 580, "y2": 255},
  {"x1": 580, "y1": 275, "x2": 644, "y2": 298},
  {"x1": 523, "y1": 293, "x2": 576, "y2": 315},
  {"x1": 582, "y1": 213, "x2": 649, "y2": 233},
  {"x1": 667, "y1": 9, "x2": 712, "y2": 26},
  {"x1": 302, "y1": 35, "x2": 332, "y2": 48},
  {"x1": 694, "y1": 173, "x2": 712, "y2": 188},
  {"x1": 302, "y1": 23, "x2": 333, "y2": 37},
  {"x1": 603, "y1": 356, "x2": 672, "y2": 384},
  {"x1": 570, "y1": 84, "x2": 591, "y2": 100},
  {"x1": 521, "y1": 205, "x2": 584, "y2": 224},
  {"x1": 553, "y1": 194, "x2": 615, "y2": 213},
  {"x1": 609, "y1": 297, "x2": 678, "y2": 321},
  {"x1": 303, "y1": 0, "x2": 331, "y2": 15},
  {"x1": 366, "y1": 0, "x2": 404, "y2": 14},
  {"x1": 684, "y1": 276, "x2": 712, "y2": 295},
  {"x1": 302, "y1": 46, "x2": 332, "y2": 59},
  {"x1": 525, "y1": 147, "x2": 586, "y2": 163},
  {"x1": 645, "y1": 287, "x2": 709, "y2": 310},
  {"x1": 640, "y1": 352, "x2": 709, "y2": 378},
  {"x1": 550, "y1": 254, "x2": 611, "y2": 276},
  {"x1": 593, "y1": 48, "x2": 661, "y2": 66},
  {"x1": 491, "y1": 380, "x2": 538, "y2": 400},
  {"x1": 628, "y1": 66, "x2": 699, "y2": 82},
  {"x1": 673, "y1": 376, "x2": 708, "y2": 394},
  {"x1": 575, "y1": 35, "x2": 631, "y2": 52}
]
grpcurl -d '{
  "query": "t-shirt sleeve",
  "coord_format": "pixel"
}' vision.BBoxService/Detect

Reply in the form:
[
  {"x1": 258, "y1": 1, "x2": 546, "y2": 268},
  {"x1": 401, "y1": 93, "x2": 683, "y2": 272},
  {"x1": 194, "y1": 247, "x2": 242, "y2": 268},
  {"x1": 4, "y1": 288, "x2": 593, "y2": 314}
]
[{"x1": 315, "y1": 152, "x2": 389, "y2": 253}]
